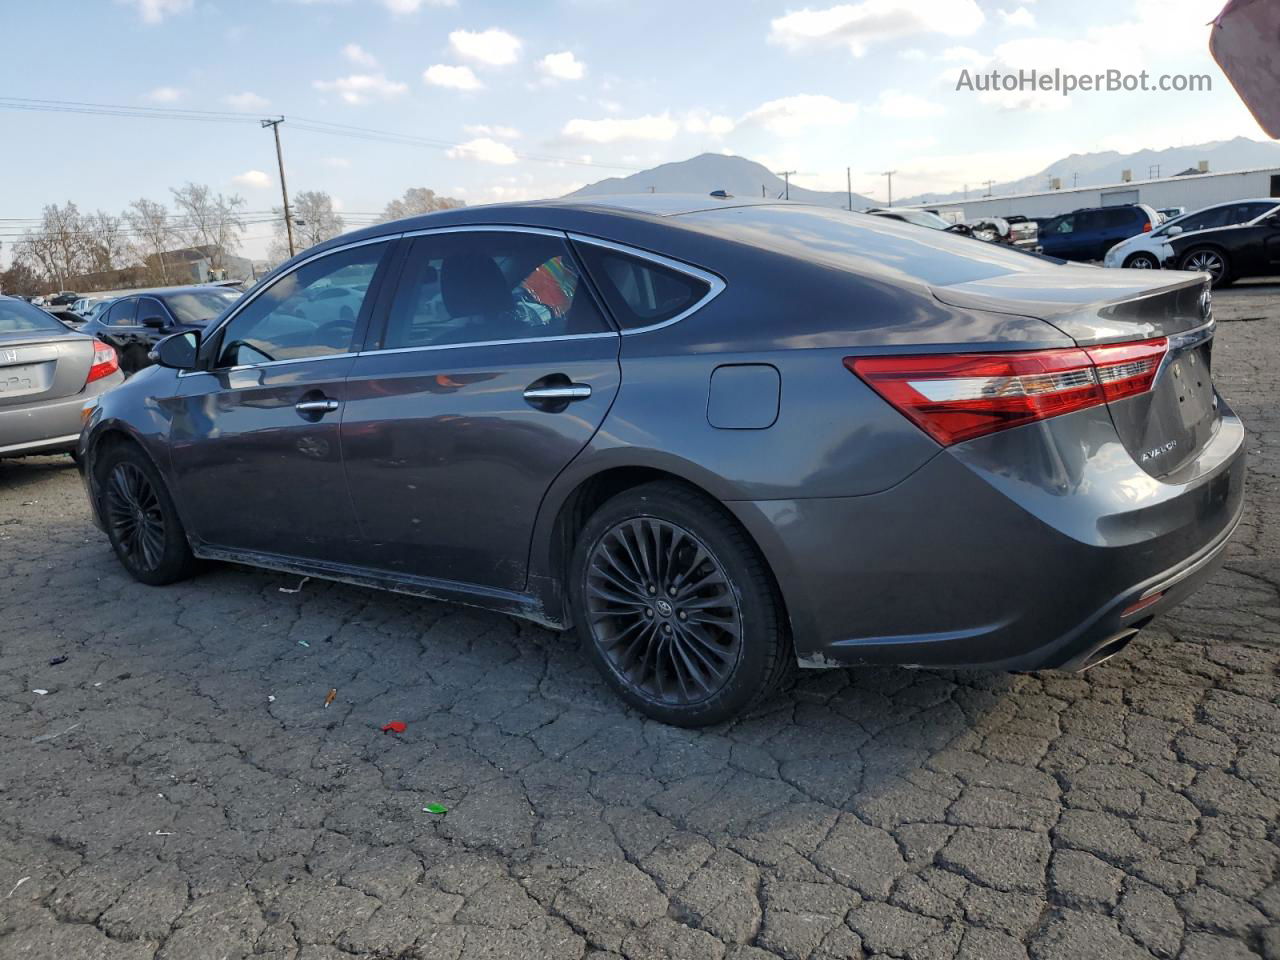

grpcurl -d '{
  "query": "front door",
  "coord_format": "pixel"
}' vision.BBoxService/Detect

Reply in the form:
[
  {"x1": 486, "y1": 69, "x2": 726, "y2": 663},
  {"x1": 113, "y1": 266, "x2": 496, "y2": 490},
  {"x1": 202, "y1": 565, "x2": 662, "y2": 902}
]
[
  {"x1": 341, "y1": 228, "x2": 620, "y2": 592},
  {"x1": 165, "y1": 240, "x2": 393, "y2": 561}
]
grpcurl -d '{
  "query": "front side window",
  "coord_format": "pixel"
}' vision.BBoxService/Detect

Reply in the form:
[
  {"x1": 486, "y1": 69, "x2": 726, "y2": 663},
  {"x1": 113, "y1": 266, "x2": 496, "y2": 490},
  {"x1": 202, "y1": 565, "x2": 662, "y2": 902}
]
[
  {"x1": 162, "y1": 290, "x2": 240, "y2": 326},
  {"x1": 574, "y1": 243, "x2": 712, "y2": 330},
  {"x1": 382, "y1": 231, "x2": 609, "y2": 350},
  {"x1": 1051, "y1": 215, "x2": 1075, "y2": 235},
  {"x1": 1179, "y1": 206, "x2": 1231, "y2": 232},
  {"x1": 215, "y1": 242, "x2": 386, "y2": 367}
]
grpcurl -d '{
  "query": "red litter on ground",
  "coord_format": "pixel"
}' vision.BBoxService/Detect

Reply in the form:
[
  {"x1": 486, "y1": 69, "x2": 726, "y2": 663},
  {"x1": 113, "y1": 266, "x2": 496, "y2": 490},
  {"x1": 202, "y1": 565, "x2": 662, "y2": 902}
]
[{"x1": 381, "y1": 722, "x2": 407, "y2": 734}]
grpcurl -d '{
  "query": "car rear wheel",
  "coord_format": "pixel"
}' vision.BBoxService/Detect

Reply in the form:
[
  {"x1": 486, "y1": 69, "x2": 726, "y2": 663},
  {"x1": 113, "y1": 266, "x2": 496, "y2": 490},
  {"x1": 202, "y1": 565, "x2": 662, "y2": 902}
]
[
  {"x1": 1123, "y1": 252, "x2": 1159, "y2": 269},
  {"x1": 97, "y1": 444, "x2": 196, "y2": 586},
  {"x1": 1180, "y1": 247, "x2": 1232, "y2": 287},
  {"x1": 569, "y1": 482, "x2": 791, "y2": 727}
]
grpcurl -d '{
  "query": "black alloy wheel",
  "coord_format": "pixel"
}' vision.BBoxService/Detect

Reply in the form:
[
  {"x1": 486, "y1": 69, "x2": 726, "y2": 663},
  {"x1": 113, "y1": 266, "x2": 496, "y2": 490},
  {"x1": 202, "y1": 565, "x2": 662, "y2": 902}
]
[
  {"x1": 104, "y1": 461, "x2": 166, "y2": 572},
  {"x1": 584, "y1": 517, "x2": 743, "y2": 706},
  {"x1": 570, "y1": 481, "x2": 790, "y2": 727}
]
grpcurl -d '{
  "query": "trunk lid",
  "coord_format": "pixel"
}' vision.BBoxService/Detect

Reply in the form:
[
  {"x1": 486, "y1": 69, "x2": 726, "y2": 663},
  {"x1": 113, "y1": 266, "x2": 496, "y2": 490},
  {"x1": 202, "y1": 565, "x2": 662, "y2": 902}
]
[
  {"x1": 932, "y1": 269, "x2": 1217, "y2": 479},
  {"x1": 0, "y1": 330, "x2": 95, "y2": 408}
]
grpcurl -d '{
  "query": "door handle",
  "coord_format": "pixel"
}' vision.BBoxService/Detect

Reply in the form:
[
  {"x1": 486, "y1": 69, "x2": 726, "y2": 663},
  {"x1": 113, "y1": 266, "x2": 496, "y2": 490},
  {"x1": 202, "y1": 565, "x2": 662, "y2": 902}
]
[
  {"x1": 523, "y1": 384, "x2": 592, "y2": 402},
  {"x1": 295, "y1": 399, "x2": 340, "y2": 414}
]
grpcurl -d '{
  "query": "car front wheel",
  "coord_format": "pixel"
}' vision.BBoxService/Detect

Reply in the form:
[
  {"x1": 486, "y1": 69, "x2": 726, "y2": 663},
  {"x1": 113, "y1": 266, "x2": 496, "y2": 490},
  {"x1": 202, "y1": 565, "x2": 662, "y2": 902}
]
[
  {"x1": 1180, "y1": 247, "x2": 1232, "y2": 287},
  {"x1": 1124, "y1": 252, "x2": 1159, "y2": 269},
  {"x1": 97, "y1": 443, "x2": 197, "y2": 586},
  {"x1": 569, "y1": 482, "x2": 791, "y2": 727}
]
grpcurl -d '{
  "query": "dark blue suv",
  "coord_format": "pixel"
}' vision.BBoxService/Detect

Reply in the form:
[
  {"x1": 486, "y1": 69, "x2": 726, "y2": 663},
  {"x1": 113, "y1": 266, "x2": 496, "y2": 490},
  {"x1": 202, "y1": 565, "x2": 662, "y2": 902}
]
[{"x1": 1037, "y1": 204, "x2": 1159, "y2": 262}]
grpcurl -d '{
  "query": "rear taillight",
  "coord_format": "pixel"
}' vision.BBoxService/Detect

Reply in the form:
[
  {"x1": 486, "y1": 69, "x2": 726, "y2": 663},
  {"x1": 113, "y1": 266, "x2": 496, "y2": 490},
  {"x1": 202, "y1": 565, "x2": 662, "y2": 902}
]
[
  {"x1": 86, "y1": 339, "x2": 119, "y2": 385},
  {"x1": 1142, "y1": 221, "x2": 1153, "y2": 232},
  {"x1": 846, "y1": 338, "x2": 1167, "y2": 446}
]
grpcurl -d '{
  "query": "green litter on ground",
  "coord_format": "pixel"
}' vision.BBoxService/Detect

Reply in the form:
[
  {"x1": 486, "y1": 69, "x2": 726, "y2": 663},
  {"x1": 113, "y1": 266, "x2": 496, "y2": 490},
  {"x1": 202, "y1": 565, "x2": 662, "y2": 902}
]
[{"x1": 422, "y1": 803, "x2": 447, "y2": 815}]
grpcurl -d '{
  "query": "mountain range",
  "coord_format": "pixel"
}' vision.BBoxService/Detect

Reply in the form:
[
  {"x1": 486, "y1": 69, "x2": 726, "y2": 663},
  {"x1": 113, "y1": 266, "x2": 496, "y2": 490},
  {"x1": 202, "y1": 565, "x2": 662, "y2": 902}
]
[
  {"x1": 567, "y1": 153, "x2": 872, "y2": 209},
  {"x1": 566, "y1": 138, "x2": 1280, "y2": 209}
]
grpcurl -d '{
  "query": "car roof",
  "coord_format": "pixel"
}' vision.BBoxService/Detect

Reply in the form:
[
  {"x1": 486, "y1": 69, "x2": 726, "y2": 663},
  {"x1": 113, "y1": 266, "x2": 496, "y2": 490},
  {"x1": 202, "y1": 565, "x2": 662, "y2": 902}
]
[{"x1": 114, "y1": 285, "x2": 238, "y2": 298}]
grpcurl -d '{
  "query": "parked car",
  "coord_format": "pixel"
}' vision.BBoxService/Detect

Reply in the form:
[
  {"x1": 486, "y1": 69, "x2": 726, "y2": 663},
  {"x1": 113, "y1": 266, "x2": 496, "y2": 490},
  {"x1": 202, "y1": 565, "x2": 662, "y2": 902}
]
[
  {"x1": 1036, "y1": 204, "x2": 1160, "y2": 262},
  {"x1": 0, "y1": 295, "x2": 123, "y2": 458},
  {"x1": 865, "y1": 207, "x2": 1040, "y2": 251},
  {"x1": 43, "y1": 291, "x2": 81, "y2": 315},
  {"x1": 78, "y1": 285, "x2": 242, "y2": 374},
  {"x1": 79, "y1": 197, "x2": 1244, "y2": 726},
  {"x1": 1163, "y1": 200, "x2": 1280, "y2": 288},
  {"x1": 1103, "y1": 198, "x2": 1280, "y2": 274}
]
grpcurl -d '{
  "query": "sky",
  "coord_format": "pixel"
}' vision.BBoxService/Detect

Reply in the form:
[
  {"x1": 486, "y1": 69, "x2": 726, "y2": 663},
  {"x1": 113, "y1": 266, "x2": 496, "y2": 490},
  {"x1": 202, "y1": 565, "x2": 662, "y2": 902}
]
[{"x1": 0, "y1": 0, "x2": 1270, "y2": 261}]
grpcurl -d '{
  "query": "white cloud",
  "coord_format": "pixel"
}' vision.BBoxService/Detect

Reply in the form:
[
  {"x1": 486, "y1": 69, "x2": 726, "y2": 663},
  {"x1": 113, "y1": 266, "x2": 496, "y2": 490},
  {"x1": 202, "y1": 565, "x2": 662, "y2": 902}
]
[
  {"x1": 447, "y1": 137, "x2": 520, "y2": 165},
  {"x1": 684, "y1": 109, "x2": 735, "y2": 136},
  {"x1": 120, "y1": 0, "x2": 192, "y2": 24},
  {"x1": 874, "y1": 89, "x2": 944, "y2": 118},
  {"x1": 322, "y1": 157, "x2": 351, "y2": 168},
  {"x1": 537, "y1": 51, "x2": 586, "y2": 81},
  {"x1": 313, "y1": 73, "x2": 408, "y2": 104},
  {"x1": 224, "y1": 91, "x2": 270, "y2": 110},
  {"x1": 145, "y1": 86, "x2": 185, "y2": 103},
  {"x1": 740, "y1": 94, "x2": 858, "y2": 136},
  {"x1": 464, "y1": 123, "x2": 520, "y2": 139},
  {"x1": 449, "y1": 28, "x2": 522, "y2": 67},
  {"x1": 342, "y1": 43, "x2": 378, "y2": 67},
  {"x1": 770, "y1": 0, "x2": 984, "y2": 56},
  {"x1": 561, "y1": 113, "x2": 679, "y2": 143},
  {"x1": 899, "y1": 47, "x2": 927, "y2": 60},
  {"x1": 382, "y1": 0, "x2": 457, "y2": 11},
  {"x1": 423, "y1": 64, "x2": 482, "y2": 90},
  {"x1": 232, "y1": 170, "x2": 272, "y2": 189},
  {"x1": 998, "y1": 7, "x2": 1036, "y2": 27}
]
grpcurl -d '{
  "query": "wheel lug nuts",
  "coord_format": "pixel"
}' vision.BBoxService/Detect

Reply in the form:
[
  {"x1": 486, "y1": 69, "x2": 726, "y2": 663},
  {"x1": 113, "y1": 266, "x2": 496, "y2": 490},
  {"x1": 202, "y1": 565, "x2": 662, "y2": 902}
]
[
  {"x1": 677, "y1": 611, "x2": 687, "y2": 620},
  {"x1": 662, "y1": 624, "x2": 672, "y2": 634},
  {"x1": 645, "y1": 609, "x2": 653, "y2": 618},
  {"x1": 647, "y1": 585, "x2": 656, "y2": 594}
]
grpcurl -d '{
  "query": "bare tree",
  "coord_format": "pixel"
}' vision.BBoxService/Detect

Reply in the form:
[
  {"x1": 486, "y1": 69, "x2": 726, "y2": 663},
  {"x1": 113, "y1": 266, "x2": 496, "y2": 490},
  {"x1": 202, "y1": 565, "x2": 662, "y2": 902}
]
[
  {"x1": 270, "y1": 190, "x2": 345, "y2": 262},
  {"x1": 170, "y1": 182, "x2": 246, "y2": 272},
  {"x1": 15, "y1": 203, "x2": 89, "y2": 291},
  {"x1": 85, "y1": 211, "x2": 131, "y2": 274},
  {"x1": 124, "y1": 198, "x2": 177, "y2": 285},
  {"x1": 378, "y1": 187, "x2": 465, "y2": 223}
]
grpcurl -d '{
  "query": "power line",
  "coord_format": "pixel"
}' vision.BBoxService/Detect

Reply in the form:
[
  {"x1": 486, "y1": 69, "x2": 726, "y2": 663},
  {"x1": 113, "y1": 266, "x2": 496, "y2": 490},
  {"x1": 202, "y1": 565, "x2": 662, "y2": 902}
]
[{"x1": 0, "y1": 96, "x2": 643, "y2": 173}]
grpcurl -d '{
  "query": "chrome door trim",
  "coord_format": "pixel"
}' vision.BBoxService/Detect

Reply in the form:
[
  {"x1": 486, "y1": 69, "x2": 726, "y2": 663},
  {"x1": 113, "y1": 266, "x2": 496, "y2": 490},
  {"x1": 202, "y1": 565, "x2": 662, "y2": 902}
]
[
  {"x1": 355, "y1": 331, "x2": 617, "y2": 359},
  {"x1": 567, "y1": 233, "x2": 727, "y2": 335},
  {"x1": 178, "y1": 351, "x2": 359, "y2": 378}
]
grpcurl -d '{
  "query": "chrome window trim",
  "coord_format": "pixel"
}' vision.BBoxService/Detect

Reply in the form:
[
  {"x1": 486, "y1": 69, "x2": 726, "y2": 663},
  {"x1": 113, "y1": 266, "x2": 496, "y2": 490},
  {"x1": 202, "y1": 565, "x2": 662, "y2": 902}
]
[
  {"x1": 179, "y1": 233, "x2": 400, "y2": 378},
  {"x1": 399, "y1": 224, "x2": 566, "y2": 240},
  {"x1": 178, "y1": 351, "x2": 360, "y2": 377},
  {"x1": 566, "y1": 234, "x2": 726, "y2": 335}
]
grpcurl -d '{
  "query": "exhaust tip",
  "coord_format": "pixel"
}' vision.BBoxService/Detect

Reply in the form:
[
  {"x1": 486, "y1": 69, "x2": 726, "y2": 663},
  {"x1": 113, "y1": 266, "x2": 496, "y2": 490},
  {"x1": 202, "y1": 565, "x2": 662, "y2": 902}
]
[{"x1": 1077, "y1": 625, "x2": 1145, "y2": 671}]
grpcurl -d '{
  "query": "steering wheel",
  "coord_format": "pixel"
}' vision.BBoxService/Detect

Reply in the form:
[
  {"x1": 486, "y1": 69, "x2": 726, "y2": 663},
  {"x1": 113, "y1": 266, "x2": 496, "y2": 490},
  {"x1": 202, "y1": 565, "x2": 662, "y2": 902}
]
[{"x1": 222, "y1": 339, "x2": 276, "y2": 365}]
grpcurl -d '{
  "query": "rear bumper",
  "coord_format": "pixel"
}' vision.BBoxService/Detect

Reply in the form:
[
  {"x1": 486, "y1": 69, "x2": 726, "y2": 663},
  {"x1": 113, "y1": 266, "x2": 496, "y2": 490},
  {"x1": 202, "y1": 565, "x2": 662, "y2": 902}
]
[
  {"x1": 0, "y1": 375, "x2": 122, "y2": 457},
  {"x1": 727, "y1": 403, "x2": 1246, "y2": 672}
]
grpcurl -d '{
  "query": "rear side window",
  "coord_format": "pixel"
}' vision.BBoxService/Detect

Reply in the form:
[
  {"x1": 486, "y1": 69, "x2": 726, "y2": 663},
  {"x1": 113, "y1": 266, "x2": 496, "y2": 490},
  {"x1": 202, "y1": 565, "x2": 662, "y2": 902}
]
[
  {"x1": 1180, "y1": 206, "x2": 1231, "y2": 231},
  {"x1": 575, "y1": 243, "x2": 712, "y2": 330},
  {"x1": 1099, "y1": 209, "x2": 1136, "y2": 229},
  {"x1": 106, "y1": 299, "x2": 137, "y2": 326}
]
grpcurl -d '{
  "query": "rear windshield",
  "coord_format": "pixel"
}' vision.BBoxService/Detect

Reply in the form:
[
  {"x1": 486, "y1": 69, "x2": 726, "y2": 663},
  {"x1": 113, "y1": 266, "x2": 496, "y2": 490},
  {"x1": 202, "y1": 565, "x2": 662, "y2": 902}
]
[
  {"x1": 0, "y1": 298, "x2": 64, "y2": 333},
  {"x1": 160, "y1": 289, "x2": 240, "y2": 325},
  {"x1": 679, "y1": 204, "x2": 1045, "y2": 286}
]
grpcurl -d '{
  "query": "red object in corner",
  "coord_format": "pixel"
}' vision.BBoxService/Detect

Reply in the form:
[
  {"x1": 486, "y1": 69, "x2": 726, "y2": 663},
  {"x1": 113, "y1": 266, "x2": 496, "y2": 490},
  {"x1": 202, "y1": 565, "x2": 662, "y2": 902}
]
[{"x1": 381, "y1": 722, "x2": 407, "y2": 734}]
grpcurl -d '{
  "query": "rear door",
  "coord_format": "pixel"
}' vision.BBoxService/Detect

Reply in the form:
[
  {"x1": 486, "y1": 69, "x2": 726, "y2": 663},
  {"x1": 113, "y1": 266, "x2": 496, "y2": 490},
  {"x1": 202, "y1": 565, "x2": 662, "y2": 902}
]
[
  {"x1": 166, "y1": 239, "x2": 395, "y2": 561},
  {"x1": 341, "y1": 227, "x2": 620, "y2": 592}
]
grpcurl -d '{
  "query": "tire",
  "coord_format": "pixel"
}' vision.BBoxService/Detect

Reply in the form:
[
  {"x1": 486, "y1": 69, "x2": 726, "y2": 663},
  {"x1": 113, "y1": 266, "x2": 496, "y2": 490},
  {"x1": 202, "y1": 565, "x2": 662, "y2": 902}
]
[
  {"x1": 568, "y1": 481, "x2": 791, "y2": 727},
  {"x1": 1123, "y1": 252, "x2": 1160, "y2": 269},
  {"x1": 1180, "y1": 247, "x2": 1232, "y2": 288},
  {"x1": 96, "y1": 443, "x2": 197, "y2": 586}
]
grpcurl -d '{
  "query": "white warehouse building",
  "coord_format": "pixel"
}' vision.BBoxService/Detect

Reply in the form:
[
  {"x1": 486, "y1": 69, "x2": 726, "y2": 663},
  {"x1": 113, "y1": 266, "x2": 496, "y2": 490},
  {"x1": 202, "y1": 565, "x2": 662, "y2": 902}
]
[{"x1": 915, "y1": 165, "x2": 1280, "y2": 222}]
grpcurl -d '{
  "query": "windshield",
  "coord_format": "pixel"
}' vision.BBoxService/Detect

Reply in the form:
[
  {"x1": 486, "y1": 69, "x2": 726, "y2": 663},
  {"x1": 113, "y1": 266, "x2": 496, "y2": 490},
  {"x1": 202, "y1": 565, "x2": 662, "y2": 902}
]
[
  {"x1": 0, "y1": 298, "x2": 65, "y2": 334},
  {"x1": 160, "y1": 290, "x2": 240, "y2": 325},
  {"x1": 894, "y1": 209, "x2": 951, "y2": 230}
]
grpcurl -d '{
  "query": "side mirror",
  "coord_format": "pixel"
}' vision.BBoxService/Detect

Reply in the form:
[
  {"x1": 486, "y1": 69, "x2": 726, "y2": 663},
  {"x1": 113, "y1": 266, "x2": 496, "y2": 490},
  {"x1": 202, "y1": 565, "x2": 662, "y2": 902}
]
[
  {"x1": 141, "y1": 315, "x2": 167, "y2": 330},
  {"x1": 152, "y1": 331, "x2": 200, "y2": 370},
  {"x1": 1167, "y1": 225, "x2": 1183, "y2": 236}
]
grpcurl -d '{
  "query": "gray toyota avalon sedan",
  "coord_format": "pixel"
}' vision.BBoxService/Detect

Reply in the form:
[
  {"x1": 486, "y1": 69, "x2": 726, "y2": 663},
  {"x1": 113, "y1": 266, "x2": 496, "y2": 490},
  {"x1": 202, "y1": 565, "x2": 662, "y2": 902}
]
[{"x1": 77, "y1": 196, "x2": 1244, "y2": 726}]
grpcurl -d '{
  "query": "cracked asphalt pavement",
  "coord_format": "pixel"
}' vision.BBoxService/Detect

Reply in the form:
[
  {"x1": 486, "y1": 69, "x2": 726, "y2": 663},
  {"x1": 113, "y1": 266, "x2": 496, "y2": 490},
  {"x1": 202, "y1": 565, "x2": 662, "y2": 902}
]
[{"x1": 1, "y1": 283, "x2": 1278, "y2": 960}]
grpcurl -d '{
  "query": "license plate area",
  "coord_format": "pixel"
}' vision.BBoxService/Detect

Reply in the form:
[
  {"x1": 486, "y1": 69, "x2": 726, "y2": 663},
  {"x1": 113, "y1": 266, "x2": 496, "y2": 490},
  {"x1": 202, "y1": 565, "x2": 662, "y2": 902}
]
[{"x1": 0, "y1": 360, "x2": 55, "y2": 401}]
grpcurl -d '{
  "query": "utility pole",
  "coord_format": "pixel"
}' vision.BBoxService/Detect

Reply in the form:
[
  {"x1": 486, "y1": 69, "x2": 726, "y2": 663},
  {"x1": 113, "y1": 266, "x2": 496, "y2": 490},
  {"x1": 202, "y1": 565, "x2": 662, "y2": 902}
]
[
  {"x1": 846, "y1": 167, "x2": 852, "y2": 210},
  {"x1": 882, "y1": 170, "x2": 897, "y2": 207},
  {"x1": 762, "y1": 184, "x2": 766, "y2": 198},
  {"x1": 983, "y1": 179, "x2": 995, "y2": 197},
  {"x1": 262, "y1": 117, "x2": 295, "y2": 258},
  {"x1": 776, "y1": 170, "x2": 796, "y2": 201}
]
